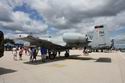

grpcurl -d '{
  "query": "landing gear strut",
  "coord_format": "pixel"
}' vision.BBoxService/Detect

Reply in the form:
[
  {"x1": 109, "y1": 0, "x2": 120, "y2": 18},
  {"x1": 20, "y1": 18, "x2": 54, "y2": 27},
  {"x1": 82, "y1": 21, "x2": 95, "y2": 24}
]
[
  {"x1": 65, "y1": 53, "x2": 69, "y2": 57},
  {"x1": 49, "y1": 54, "x2": 56, "y2": 60},
  {"x1": 48, "y1": 51, "x2": 57, "y2": 60}
]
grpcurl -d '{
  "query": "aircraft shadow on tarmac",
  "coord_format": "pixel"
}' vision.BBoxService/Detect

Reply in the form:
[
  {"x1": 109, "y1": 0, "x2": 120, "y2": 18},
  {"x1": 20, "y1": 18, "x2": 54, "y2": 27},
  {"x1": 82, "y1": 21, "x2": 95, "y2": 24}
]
[
  {"x1": 68, "y1": 55, "x2": 95, "y2": 60},
  {"x1": 95, "y1": 57, "x2": 112, "y2": 63},
  {"x1": 24, "y1": 55, "x2": 95, "y2": 65},
  {"x1": 0, "y1": 67, "x2": 16, "y2": 75}
]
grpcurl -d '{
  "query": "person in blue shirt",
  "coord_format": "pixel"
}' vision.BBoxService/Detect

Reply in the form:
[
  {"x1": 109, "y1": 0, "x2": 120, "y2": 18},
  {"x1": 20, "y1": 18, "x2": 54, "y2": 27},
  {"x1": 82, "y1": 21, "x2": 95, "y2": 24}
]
[
  {"x1": 40, "y1": 47, "x2": 47, "y2": 62},
  {"x1": 30, "y1": 47, "x2": 37, "y2": 62}
]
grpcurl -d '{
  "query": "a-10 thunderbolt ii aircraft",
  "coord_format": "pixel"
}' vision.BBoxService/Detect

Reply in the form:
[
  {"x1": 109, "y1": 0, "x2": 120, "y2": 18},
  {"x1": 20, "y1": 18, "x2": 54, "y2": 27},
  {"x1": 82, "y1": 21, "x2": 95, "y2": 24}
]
[{"x1": 17, "y1": 25, "x2": 113, "y2": 59}]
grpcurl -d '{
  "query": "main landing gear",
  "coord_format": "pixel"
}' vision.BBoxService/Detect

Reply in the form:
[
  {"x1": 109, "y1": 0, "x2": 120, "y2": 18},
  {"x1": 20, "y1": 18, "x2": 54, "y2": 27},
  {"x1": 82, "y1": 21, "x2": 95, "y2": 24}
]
[
  {"x1": 65, "y1": 50, "x2": 69, "y2": 57},
  {"x1": 48, "y1": 50, "x2": 70, "y2": 60}
]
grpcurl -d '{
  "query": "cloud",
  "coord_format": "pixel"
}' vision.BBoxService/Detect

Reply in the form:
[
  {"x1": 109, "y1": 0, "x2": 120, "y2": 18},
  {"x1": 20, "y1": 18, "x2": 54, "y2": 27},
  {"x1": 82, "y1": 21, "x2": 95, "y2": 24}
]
[
  {"x1": 1, "y1": 0, "x2": 24, "y2": 9},
  {"x1": 0, "y1": 0, "x2": 125, "y2": 41},
  {"x1": 0, "y1": 3, "x2": 13, "y2": 22},
  {"x1": 27, "y1": 0, "x2": 125, "y2": 33},
  {"x1": 13, "y1": 11, "x2": 48, "y2": 33},
  {"x1": 0, "y1": 10, "x2": 48, "y2": 36},
  {"x1": 0, "y1": 1, "x2": 48, "y2": 37}
]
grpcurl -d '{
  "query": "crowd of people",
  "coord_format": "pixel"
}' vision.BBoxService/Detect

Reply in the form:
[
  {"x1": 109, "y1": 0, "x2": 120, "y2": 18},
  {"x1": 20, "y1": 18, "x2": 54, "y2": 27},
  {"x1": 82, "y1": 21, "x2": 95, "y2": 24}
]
[
  {"x1": 11, "y1": 45, "x2": 91, "y2": 62},
  {"x1": 12, "y1": 46, "x2": 48, "y2": 62}
]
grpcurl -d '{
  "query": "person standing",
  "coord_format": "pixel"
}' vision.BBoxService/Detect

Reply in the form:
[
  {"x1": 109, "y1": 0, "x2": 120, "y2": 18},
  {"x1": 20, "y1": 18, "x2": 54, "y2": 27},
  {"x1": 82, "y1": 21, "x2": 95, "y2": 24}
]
[
  {"x1": 58, "y1": 51, "x2": 61, "y2": 57},
  {"x1": 24, "y1": 47, "x2": 28, "y2": 56},
  {"x1": 19, "y1": 47, "x2": 23, "y2": 60},
  {"x1": 29, "y1": 47, "x2": 37, "y2": 62},
  {"x1": 12, "y1": 47, "x2": 17, "y2": 60},
  {"x1": 33, "y1": 48, "x2": 37, "y2": 61},
  {"x1": 40, "y1": 47, "x2": 47, "y2": 62},
  {"x1": 83, "y1": 47, "x2": 89, "y2": 55},
  {"x1": 28, "y1": 47, "x2": 33, "y2": 62}
]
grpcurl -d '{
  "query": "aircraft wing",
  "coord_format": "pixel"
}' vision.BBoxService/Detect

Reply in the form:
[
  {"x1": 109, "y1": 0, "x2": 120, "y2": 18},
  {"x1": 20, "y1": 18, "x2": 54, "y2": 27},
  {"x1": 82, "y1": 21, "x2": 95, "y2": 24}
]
[{"x1": 16, "y1": 36, "x2": 70, "y2": 51}]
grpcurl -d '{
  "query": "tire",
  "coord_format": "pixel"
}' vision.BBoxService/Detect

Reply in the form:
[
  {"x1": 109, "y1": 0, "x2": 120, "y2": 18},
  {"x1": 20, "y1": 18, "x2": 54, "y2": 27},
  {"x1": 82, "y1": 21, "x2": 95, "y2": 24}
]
[
  {"x1": 49, "y1": 54, "x2": 56, "y2": 60},
  {"x1": 101, "y1": 49, "x2": 103, "y2": 52},
  {"x1": 65, "y1": 53, "x2": 69, "y2": 57}
]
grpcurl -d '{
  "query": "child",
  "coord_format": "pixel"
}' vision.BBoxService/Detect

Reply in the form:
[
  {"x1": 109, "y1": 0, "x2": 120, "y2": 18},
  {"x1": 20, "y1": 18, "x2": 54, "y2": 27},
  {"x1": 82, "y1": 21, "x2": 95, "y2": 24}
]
[{"x1": 19, "y1": 47, "x2": 23, "y2": 60}]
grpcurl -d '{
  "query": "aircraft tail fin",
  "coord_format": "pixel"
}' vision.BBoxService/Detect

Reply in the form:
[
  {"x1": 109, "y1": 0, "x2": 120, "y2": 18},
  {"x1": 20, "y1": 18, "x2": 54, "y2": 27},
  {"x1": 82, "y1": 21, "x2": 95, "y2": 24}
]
[{"x1": 91, "y1": 25, "x2": 111, "y2": 49}]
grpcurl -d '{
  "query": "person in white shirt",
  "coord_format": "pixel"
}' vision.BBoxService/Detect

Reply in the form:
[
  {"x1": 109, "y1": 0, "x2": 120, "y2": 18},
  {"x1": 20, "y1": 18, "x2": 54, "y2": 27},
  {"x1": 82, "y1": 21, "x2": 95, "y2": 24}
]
[{"x1": 12, "y1": 47, "x2": 17, "y2": 60}]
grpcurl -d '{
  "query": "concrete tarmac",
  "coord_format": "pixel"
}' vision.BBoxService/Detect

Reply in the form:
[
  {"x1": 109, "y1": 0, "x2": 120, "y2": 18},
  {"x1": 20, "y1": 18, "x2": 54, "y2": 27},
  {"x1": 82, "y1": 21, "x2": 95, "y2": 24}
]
[{"x1": 0, "y1": 50, "x2": 125, "y2": 83}]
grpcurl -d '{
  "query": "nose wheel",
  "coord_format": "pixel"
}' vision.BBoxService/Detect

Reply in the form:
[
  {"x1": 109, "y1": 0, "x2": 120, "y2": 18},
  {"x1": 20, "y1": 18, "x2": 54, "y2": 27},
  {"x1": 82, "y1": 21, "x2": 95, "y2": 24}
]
[
  {"x1": 65, "y1": 50, "x2": 69, "y2": 57},
  {"x1": 49, "y1": 54, "x2": 56, "y2": 60},
  {"x1": 65, "y1": 53, "x2": 69, "y2": 57},
  {"x1": 48, "y1": 51, "x2": 57, "y2": 60}
]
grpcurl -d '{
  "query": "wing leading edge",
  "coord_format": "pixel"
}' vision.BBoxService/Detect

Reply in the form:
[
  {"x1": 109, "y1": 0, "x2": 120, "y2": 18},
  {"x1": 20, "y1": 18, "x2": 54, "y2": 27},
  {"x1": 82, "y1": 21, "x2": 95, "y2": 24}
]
[{"x1": 16, "y1": 35, "x2": 70, "y2": 51}]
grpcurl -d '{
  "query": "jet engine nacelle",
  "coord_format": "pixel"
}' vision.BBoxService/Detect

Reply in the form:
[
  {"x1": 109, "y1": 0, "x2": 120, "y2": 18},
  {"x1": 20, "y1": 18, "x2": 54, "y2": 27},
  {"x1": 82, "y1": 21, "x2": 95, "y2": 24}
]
[{"x1": 63, "y1": 33, "x2": 86, "y2": 43}]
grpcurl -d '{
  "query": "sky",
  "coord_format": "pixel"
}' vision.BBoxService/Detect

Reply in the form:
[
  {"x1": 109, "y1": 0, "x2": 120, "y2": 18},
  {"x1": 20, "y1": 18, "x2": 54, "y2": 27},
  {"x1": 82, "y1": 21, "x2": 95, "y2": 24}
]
[{"x1": 0, "y1": 0, "x2": 125, "y2": 43}]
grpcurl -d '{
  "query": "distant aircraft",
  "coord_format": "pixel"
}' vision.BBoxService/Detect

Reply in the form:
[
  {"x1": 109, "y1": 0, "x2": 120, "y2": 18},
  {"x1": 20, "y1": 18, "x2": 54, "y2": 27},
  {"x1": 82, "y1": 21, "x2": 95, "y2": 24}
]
[{"x1": 0, "y1": 31, "x2": 4, "y2": 58}]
